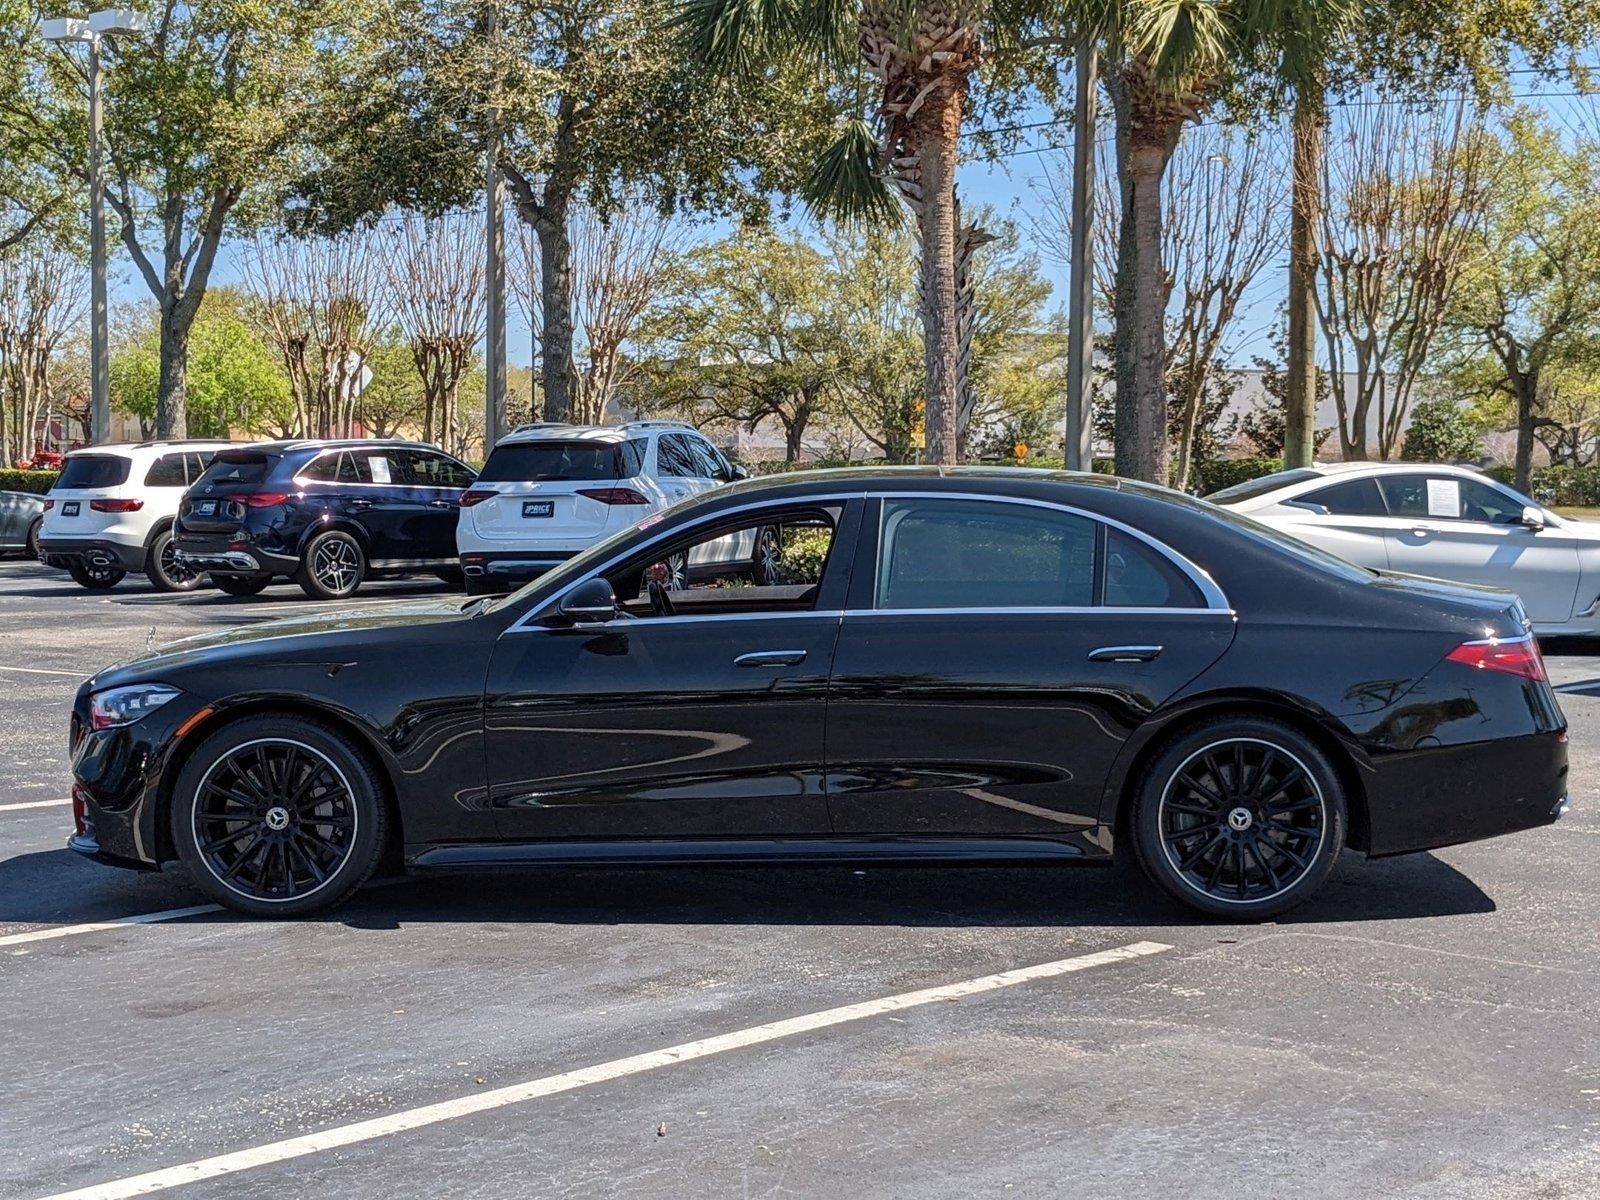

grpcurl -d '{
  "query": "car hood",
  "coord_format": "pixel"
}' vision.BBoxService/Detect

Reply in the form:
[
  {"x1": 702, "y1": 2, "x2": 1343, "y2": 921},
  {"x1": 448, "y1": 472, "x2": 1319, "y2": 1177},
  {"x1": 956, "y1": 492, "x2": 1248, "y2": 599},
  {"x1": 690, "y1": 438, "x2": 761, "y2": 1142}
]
[{"x1": 89, "y1": 597, "x2": 482, "y2": 690}]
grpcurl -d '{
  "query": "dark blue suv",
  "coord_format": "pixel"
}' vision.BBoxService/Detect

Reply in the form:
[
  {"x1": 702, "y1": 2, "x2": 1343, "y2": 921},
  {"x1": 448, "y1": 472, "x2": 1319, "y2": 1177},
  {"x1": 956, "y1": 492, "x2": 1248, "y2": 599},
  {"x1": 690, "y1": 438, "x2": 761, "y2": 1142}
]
[{"x1": 172, "y1": 440, "x2": 477, "y2": 599}]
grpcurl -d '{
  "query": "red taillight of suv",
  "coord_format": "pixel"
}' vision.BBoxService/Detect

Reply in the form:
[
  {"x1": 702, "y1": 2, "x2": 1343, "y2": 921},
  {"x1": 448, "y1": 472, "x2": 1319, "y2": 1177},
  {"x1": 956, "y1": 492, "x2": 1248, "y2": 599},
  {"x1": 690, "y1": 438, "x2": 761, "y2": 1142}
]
[
  {"x1": 576, "y1": 487, "x2": 649, "y2": 505},
  {"x1": 1445, "y1": 635, "x2": 1547, "y2": 682},
  {"x1": 459, "y1": 490, "x2": 494, "y2": 508},
  {"x1": 89, "y1": 498, "x2": 143, "y2": 513},
  {"x1": 42, "y1": 499, "x2": 54, "y2": 511},
  {"x1": 242, "y1": 493, "x2": 290, "y2": 508}
]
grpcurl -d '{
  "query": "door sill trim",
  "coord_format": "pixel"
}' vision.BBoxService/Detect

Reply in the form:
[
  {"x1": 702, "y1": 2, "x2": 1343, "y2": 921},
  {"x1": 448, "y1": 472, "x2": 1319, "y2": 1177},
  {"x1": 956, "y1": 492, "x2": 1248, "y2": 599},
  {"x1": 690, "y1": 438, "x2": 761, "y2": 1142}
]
[{"x1": 408, "y1": 835, "x2": 1103, "y2": 869}]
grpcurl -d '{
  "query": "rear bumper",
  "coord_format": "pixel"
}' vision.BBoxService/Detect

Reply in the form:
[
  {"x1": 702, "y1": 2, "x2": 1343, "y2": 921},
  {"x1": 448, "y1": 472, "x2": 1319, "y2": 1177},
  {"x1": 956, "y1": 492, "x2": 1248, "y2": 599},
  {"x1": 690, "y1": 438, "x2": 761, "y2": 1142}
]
[
  {"x1": 37, "y1": 536, "x2": 145, "y2": 573},
  {"x1": 460, "y1": 549, "x2": 581, "y2": 586},
  {"x1": 172, "y1": 532, "x2": 296, "y2": 578},
  {"x1": 1365, "y1": 729, "x2": 1569, "y2": 857}
]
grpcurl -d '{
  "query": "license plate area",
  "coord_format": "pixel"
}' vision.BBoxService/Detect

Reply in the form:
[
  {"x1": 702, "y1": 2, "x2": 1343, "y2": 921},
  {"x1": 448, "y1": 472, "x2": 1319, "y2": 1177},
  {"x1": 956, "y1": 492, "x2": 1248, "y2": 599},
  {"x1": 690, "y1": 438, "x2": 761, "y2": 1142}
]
[
  {"x1": 61, "y1": 501, "x2": 79, "y2": 517},
  {"x1": 522, "y1": 500, "x2": 554, "y2": 519},
  {"x1": 195, "y1": 500, "x2": 216, "y2": 516}
]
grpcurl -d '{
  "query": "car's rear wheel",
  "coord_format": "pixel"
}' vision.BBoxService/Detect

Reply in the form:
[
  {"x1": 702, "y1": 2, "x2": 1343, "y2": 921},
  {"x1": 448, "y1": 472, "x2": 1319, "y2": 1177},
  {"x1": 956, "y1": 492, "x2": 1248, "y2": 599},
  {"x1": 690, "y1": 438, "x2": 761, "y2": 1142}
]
[
  {"x1": 297, "y1": 530, "x2": 366, "y2": 600},
  {"x1": 751, "y1": 525, "x2": 781, "y2": 586},
  {"x1": 25, "y1": 516, "x2": 41, "y2": 559},
  {"x1": 213, "y1": 575, "x2": 271, "y2": 597},
  {"x1": 171, "y1": 716, "x2": 388, "y2": 916},
  {"x1": 1131, "y1": 717, "x2": 1345, "y2": 920},
  {"x1": 146, "y1": 528, "x2": 204, "y2": 593},
  {"x1": 67, "y1": 560, "x2": 124, "y2": 589}
]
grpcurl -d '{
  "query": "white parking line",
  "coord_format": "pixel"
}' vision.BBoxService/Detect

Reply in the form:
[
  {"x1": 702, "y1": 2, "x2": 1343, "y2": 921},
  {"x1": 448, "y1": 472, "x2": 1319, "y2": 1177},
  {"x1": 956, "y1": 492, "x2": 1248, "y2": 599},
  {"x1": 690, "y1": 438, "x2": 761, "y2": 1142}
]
[
  {"x1": 0, "y1": 798, "x2": 70, "y2": 812},
  {"x1": 0, "y1": 664, "x2": 85, "y2": 677},
  {"x1": 0, "y1": 903, "x2": 223, "y2": 948},
  {"x1": 36, "y1": 940, "x2": 1173, "y2": 1200}
]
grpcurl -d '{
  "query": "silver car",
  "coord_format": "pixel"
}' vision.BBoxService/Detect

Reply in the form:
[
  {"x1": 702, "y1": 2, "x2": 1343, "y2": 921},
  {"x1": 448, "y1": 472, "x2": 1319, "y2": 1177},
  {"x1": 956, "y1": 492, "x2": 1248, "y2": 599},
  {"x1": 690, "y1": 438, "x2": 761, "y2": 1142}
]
[{"x1": 0, "y1": 489, "x2": 45, "y2": 559}]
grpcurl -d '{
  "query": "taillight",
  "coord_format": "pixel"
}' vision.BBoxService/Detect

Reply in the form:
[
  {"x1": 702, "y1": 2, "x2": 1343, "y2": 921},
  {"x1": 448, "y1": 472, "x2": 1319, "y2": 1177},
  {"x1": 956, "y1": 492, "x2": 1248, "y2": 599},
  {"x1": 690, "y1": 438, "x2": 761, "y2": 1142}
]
[
  {"x1": 1445, "y1": 635, "x2": 1547, "y2": 682},
  {"x1": 242, "y1": 493, "x2": 290, "y2": 508},
  {"x1": 459, "y1": 490, "x2": 494, "y2": 508},
  {"x1": 90, "y1": 498, "x2": 143, "y2": 512},
  {"x1": 43, "y1": 499, "x2": 54, "y2": 511},
  {"x1": 577, "y1": 487, "x2": 649, "y2": 505}
]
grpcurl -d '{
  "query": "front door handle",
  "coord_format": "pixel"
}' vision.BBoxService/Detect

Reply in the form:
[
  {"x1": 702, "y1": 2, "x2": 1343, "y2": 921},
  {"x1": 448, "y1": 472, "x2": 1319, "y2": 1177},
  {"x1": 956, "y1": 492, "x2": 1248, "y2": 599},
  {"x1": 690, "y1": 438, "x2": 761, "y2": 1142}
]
[
  {"x1": 734, "y1": 649, "x2": 807, "y2": 668},
  {"x1": 348, "y1": 499, "x2": 373, "y2": 510},
  {"x1": 428, "y1": 499, "x2": 454, "y2": 509},
  {"x1": 1087, "y1": 645, "x2": 1163, "y2": 663}
]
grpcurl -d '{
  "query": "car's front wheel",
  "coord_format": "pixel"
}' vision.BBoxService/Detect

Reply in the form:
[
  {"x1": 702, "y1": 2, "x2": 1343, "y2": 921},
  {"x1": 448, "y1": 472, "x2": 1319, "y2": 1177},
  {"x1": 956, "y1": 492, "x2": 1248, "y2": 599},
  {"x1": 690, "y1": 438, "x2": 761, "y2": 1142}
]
[
  {"x1": 1131, "y1": 717, "x2": 1345, "y2": 920},
  {"x1": 67, "y1": 560, "x2": 125, "y2": 589},
  {"x1": 146, "y1": 528, "x2": 204, "y2": 593},
  {"x1": 171, "y1": 715, "x2": 388, "y2": 916},
  {"x1": 751, "y1": 525, "x2": 781, "y2": 586},
  {"x1": 296, "y1": 530, "x2": 366, "y2": 600}
]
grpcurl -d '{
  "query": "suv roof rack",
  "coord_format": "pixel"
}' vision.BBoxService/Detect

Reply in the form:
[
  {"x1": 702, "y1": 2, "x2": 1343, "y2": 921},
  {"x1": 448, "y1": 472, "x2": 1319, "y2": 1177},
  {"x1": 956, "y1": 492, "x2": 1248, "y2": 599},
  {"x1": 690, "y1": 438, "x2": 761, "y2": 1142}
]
[
  {"x1": 129, "y1": 438, "x2": 237, "y2": 449},
  {"x1": 508, "y1": 422, "x2": 577, "y2": 435},
  {"x1": 618, "y1": 420, "x2": 696, "y2": 432}
]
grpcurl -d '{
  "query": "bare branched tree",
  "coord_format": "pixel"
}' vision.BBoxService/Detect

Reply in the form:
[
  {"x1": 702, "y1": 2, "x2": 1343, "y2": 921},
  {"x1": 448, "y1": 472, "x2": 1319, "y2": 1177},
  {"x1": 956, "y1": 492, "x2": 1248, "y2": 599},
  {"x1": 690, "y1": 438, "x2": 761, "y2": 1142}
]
[
  {"x1": 1040, "y1": 124, "x2": 1282, "y2": 488},
  {"x1": 1316, "y1": 97, "x2": 1489, "y2": 459},
  {"x1": 380, "y1": 212, "x2": 485, "y2": 452},
  {"x1": 513, "y1": 199, "x2": 681, "y2": 425},
  {"x1": 240, "y1": 232, "x2": 389, "y2": 440},
  {"x1": 0, "y1": 243, "x2": 86, "y2": 465}
]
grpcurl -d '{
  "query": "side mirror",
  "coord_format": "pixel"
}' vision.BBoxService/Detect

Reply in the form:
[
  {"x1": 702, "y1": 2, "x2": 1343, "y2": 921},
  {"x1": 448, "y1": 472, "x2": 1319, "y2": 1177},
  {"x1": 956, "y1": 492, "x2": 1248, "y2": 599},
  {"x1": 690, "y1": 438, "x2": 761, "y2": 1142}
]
[
  {"x1": 1520, "y1": 506, "x2": 1546, "y2": 531},
  {"x1": 729, "y1": 464, "x2": 749, "y2": 481},
  {"x1": 555, "y1": 577, "x2": 620, "y2": 624}
]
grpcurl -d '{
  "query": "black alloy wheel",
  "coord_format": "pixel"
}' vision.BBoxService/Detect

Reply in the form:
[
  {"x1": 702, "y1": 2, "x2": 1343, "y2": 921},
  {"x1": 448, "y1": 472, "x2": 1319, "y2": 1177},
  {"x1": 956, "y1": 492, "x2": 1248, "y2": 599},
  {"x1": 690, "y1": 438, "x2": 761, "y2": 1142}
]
[
  {"x1": 146, "y1": 528, "x2": 204, "y2": 593},
  {"x1": 1132, "y1": 719, "x2": 1344, "y2": 919},
  {"x1": 67, "y1": 560, "x2": 125, "y2": 589},
  {"x1": 173, "y1": 717, "x2": 386, "y2": 915},
  {"x1": 213, "y1": 575, "x2": 271, "y2": 597},
  {"x1": 297, "y1": 530, "x2": 366, "y2": 600},
  {"x1": 751, "y1": 525, "x2": 781, "y2": 586}
]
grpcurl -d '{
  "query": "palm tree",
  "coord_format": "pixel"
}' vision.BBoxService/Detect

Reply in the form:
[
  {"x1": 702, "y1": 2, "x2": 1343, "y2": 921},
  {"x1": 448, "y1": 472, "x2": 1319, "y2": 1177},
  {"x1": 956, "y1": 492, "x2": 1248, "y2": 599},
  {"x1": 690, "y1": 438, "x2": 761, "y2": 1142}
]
[{"x1": 676, "y1": 0, "x2": 1002, "y2": 465}]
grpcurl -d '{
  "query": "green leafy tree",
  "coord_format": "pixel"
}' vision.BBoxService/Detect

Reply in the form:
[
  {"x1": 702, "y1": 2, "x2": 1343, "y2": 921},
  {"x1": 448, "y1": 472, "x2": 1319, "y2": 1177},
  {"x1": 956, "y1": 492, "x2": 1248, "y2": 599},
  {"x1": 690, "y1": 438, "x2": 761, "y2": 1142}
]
[
  {"x1": 0, "y1": 1, "x2": 346, "y2": 437},
  {"x1": 296, "y1": 0, "x2": 827, "y2": 426},
  {"x1": 1438, "y1": 114, "x2": 1600, "y2": 491},
  {"x1": 1400, "y1": 394, "x2": 1482, "y2": 463},
  {"x1": 112, "y1": 291, "x2": 291, "y2": 438}
]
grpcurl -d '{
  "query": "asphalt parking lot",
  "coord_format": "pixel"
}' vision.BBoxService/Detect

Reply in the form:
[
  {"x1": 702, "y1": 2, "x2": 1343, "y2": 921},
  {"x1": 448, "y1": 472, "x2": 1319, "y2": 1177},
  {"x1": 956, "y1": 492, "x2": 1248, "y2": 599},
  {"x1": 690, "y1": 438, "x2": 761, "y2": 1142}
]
[{"x1": 1, "y1": 557, "x2": 1598, "y2": 1199}]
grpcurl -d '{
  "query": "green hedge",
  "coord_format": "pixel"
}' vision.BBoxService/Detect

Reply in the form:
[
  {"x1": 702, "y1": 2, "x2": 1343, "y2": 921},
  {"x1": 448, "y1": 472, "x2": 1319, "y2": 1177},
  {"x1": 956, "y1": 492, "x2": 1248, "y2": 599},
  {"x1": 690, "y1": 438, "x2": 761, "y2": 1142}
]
[
  {"x1": 1194, "y1": 457, "x2": 1284, "y2": 496},
  {"x1": 0, "y1": 469, "x2": 59, "y2": 495}
]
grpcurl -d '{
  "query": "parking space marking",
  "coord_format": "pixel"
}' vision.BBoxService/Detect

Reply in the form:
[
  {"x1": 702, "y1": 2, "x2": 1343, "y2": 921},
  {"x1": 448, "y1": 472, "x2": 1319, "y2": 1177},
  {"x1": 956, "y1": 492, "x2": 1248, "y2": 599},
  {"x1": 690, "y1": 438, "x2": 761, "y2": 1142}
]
[
  {"x1": 0, "y1": 665, "x2": 86, "y2": 677},
  {"x1": 36, "y1": 940, "x2": 1173, "y2": 1200},
  {"x1": 0, "y1": 903, "x2": 223, "y2": 948},
  {"x1": 0, "y1": 798, "x2": 69, "y2": 812}
]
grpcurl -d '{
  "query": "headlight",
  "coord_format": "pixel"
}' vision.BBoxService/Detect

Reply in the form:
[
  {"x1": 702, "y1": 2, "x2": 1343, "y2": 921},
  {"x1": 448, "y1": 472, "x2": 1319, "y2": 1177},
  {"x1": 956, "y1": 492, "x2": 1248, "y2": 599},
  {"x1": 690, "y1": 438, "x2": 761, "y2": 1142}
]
[{"x1": 90, "y1": 684, "x2": 182, "y2": 730}]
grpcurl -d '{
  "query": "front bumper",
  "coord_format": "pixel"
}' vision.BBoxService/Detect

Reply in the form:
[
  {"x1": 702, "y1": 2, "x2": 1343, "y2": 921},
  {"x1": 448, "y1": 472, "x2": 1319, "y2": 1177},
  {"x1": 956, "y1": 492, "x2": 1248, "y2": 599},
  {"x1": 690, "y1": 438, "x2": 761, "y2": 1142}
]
[{"x1": 37, "y1": 536, "x2": 145, "y2": 573}]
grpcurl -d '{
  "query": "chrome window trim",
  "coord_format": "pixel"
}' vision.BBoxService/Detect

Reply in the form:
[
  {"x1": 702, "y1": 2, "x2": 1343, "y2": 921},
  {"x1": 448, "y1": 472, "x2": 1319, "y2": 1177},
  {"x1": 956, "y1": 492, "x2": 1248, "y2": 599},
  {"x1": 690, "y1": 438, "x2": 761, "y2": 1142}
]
[
  {"x1": 870, "y1": 491, "x2": 1230, "y2": 613},
  {"x1": 507, "y1": 487, "x2": 1231, "y2": 634}
]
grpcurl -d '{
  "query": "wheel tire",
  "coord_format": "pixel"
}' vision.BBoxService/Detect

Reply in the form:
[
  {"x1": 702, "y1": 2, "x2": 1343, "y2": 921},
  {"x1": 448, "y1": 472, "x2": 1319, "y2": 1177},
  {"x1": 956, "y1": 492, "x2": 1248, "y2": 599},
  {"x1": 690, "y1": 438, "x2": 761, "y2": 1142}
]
[
  {"x1": 67, "y1": 560, "x2": 125, "y2": 590},
  {"x1": 296, "y1": 530, "x2": 366, "y2": 600},
  {"x1": 145, "y1": 528, "x2": 204, "y2": 593},
  {"x1": 1131, "y1": 716, "x2": 1345, "y2": 921},
  {"x1": 751, "y1": 525, "x2": 781, "y2": 586},
  {"x1": 25, "y1": 516, "x2": 41, "y2": 560},
  {"x1": 663, "y1": 550, "x2": 688, "y2": 592},
  {"x1": 213, "y1": 575, "x2": 272, "y2": 598},
  {"x1": 171, "y1": 714, "x2": 388, "y2": 917},
  {"x1": 464, "y1": 576, "x2": 495, "y2": 597},
  {"x1": 434, "y1": 567, "x2": 464, "y2": 588}
]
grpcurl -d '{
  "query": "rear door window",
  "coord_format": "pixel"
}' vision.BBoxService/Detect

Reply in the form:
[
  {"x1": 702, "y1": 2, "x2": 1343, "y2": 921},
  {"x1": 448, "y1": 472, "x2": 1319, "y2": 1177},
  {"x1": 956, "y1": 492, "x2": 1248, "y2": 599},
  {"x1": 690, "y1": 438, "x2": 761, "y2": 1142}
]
[
  {"x1": 1104, "y1": 529, "x2": 1204, "y2": 608},
  {"x1": 1377, "y1": 474, "x2": 1522, "y2": 524},
  {"x1": 56, "y1": 455, "x2": 130, "y2": 489},
  {"x1": 1296, "y1": 478, "x2": 1388, "y2": 516},
  {"x1": 143, "y1": 454, "x2": 189, "y2": 487},
  {"x1": 477, "y1": 441, "x2": 624, "y2": 483}
]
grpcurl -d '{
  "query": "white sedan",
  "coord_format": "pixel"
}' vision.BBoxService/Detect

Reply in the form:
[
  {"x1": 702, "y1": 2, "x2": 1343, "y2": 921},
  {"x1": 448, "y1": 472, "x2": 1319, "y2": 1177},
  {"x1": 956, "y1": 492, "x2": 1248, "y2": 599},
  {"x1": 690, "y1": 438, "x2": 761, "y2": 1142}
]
[{"x1": 1209, "y1": 462, "x2": 1600, "y2": 636}]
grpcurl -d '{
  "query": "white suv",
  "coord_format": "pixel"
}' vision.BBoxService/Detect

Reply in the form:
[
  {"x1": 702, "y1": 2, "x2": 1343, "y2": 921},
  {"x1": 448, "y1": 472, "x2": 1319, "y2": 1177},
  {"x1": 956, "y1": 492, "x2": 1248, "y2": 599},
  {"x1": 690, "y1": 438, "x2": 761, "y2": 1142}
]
[
  {"x1": 37, "y1": 440, "x2": 236, "y2": 592},
  {"x1": 456, "y1": 421, "x2": 773, "y2": 594}
]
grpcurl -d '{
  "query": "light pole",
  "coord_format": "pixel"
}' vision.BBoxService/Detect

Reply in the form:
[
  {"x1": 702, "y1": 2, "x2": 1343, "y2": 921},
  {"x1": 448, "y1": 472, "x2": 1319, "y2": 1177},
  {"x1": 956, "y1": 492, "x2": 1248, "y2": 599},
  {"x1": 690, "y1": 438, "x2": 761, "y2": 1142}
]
[
  {"x1": 1064, "y1": 40, "x2": 1097, "y2": 473},
  {"x1": 41, "y1": 8, "x2": 146, "y2": 448}
]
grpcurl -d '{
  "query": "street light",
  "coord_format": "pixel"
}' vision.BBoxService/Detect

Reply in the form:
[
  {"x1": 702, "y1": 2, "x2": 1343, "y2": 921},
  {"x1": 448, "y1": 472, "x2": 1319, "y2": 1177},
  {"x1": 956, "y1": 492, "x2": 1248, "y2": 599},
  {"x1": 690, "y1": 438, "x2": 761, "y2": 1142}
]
[{"x1": 41, "y1": 8, "x2": 148, "y2": 448}]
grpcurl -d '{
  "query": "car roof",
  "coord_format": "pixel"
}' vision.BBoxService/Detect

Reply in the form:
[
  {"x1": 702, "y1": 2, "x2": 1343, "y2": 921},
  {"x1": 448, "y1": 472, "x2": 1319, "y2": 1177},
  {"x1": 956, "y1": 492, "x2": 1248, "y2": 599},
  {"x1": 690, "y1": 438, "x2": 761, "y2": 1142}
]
[
  {"x1": 496, "y1": 420, "x2": 701, "y2": 446},
  {"x1": 234, "y1": 439, "x2": 444, "y2": 455},
  {"x1": 1304, "y1": 461, "x2": 1489, "y2": 478},
  {"x1": 65, "y1": 439, "x2": 236, "y2": 457}
]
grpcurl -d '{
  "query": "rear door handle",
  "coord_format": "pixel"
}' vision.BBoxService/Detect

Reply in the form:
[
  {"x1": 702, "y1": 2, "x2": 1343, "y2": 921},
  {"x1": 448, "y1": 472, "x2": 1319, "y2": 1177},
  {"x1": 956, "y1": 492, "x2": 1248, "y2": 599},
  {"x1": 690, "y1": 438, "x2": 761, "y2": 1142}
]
[
  {"x1": 734, "y1": 649, "x2": 807, "y2": 668},
  {"x1": 348, "y1": 499, "x2": 373, "y2": 510},
  {"x1": 428, "y1": 499, "x2": 454, "y2": 509},
  {"x1": 1087, "y1": 645, "x2": 1163, "y2": 663}
]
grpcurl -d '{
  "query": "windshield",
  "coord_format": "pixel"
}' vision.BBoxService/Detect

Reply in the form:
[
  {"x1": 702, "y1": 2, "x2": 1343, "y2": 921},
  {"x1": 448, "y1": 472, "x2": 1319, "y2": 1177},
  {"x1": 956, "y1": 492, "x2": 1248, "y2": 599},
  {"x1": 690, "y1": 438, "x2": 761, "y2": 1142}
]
[
  {"x1": 477, "y1": 440, "x2": 642, "y2": 483},
  {"x1": 194, "y1": 452, "x2": 273, "y2": 488},
  {"x1": 1206, "y1": 468, "x2": 1321, "y2": 505},
  {"x1": 55, "y1": 454, "x2": 130, "y2": 490}
]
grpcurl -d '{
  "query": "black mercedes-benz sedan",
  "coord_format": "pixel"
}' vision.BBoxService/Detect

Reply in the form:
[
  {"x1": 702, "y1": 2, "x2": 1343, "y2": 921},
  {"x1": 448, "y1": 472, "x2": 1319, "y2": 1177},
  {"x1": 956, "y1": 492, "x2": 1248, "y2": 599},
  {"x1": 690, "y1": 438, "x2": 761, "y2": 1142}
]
[{"x1": 67, "y1": 468, "x2": 1569, "y2": 920}]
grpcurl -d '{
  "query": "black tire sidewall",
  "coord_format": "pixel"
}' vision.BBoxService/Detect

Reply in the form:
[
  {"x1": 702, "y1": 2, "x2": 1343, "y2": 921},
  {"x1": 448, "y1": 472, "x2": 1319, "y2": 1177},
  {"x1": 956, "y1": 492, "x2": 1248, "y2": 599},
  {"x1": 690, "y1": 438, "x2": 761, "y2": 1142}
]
[
  {"x1": 68, "y1": 561, "x2": 124, "y2": 589},
  {"x1": 214, "y1": 576, "x2": 271, "y2": 597},
  {"x1": 171, "y1": 715, "x2": 387, "y2": 916},
  {"x1": 297, "y1": 531, "x2": 366, "y2": 600},
  {"x1": 26, "y1": 517, "x2": 41, "y2": 559},
  {"x1": 1131, "y1": 717, "x2": 1346, "y2": 920}
]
